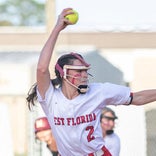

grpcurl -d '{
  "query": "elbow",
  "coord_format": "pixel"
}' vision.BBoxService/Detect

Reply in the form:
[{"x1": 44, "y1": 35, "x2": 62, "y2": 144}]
[{"x1": 37, "y1": 65, "x2": 49, "y2": 74}]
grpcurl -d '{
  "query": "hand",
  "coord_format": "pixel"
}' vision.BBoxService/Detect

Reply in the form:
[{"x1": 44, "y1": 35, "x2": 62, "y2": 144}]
[
  {"x1": 55, "y1": 8, "x2": 75, "y2": 31},
  {"x1": 36, "y1": 129, "x2": 52, "y2": 142},
  {"x1": 36, "y1": 129, "x2": 58, "y2": 151}
]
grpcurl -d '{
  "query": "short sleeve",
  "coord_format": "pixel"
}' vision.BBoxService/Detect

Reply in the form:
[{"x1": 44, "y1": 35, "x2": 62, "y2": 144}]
[
  {"x1": 37, "y1": 82, "x2": 54, "y2": 105},
  {"x1": 102, "y1": 83, "x2": 131, "y2": 106}
]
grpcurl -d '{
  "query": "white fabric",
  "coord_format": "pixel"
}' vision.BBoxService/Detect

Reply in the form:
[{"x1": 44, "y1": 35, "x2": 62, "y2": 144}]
[
  {"x1": 104, "y1": 133, "x2": 120, "y2": 156},
  {"x1": 92, "y1": 133, "x2": 120, "y2": 156},
  {"x1": 37, "y1": 82, "x2": 130, "y2": 156}
]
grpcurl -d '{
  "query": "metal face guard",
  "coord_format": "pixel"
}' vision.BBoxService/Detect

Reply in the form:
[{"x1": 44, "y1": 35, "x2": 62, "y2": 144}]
[{"x1": 63, "y1": 65, "x2": 90, "y2": 79}]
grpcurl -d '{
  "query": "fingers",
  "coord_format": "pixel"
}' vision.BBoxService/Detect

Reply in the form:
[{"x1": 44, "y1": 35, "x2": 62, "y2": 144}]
[
  {"x1": 59, "y1": 8, "x2": 75, "y2": 25},
  {"x1": 55, "y1": 8, "x2": 76, "y2": 31},
  {"x1": 61, "y1": 8, "x2": 73, "y2": 17}
]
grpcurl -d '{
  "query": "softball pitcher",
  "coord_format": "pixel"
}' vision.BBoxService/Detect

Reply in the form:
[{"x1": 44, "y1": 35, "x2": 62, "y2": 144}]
[{"x1": 27, "y1": 8, "x2": 156, "y2": 156}]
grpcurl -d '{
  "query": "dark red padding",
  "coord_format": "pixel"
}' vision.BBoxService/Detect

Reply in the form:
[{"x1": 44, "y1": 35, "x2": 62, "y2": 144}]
[{"x1": 34, "y1": 117, "x2": 51, "y2": 133}]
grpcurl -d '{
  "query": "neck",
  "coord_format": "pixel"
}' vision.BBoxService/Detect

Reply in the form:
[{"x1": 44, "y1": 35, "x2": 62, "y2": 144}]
[
  {"x1": 103, "y1": 131, "x2": 107, "y2": 138},
  {"x1": 62, "y1": 81, "x2": 79, "y2": 99}
]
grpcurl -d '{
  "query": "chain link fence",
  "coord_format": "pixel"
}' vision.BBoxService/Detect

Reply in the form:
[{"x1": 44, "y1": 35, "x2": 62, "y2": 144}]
[{"x1": 146, "y1": 109, "x2": 156, "y2": 156}]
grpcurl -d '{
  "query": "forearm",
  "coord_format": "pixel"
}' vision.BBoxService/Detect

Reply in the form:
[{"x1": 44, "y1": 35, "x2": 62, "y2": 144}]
[
  {"x1": 37, "y1": 26, "x2": 61, "y2": 71},
  {"x1": 37, "y1": 8, "x2": 72, "y2": 72},
  {"x1": 132, "y1": 89, "x2": 156, "y2": 105},
  {"x1": 36, "y1": 8, "x2": 72, "y2": 97}
]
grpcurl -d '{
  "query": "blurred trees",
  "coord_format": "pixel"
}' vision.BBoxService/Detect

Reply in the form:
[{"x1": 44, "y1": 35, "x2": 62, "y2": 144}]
[{"x1": 0, "y1": 0, "x2": 46, "y2": 26}]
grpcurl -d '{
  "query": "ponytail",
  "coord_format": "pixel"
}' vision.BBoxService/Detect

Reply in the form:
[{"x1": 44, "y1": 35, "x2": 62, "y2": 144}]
[{"x1": 26, "y1": 83, "x2": 37, "y2": 110}]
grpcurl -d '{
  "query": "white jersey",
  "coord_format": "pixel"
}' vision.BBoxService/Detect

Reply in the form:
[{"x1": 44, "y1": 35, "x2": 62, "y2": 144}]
[
  {"x1": 37, "y1": 82, "x2": 130, "y2": 156},
  {"x1": 104, "y1": 133, "x2": 120, "y2": 156}
]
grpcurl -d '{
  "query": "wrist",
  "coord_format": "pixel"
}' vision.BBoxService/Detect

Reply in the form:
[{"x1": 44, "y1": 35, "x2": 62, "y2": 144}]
[{"x1": 53, "y1": 25, "x2": 63, "y2": 33}]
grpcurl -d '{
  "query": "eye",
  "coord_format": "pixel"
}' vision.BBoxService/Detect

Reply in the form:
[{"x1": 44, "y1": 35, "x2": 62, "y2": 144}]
[
  {"x1": 75, "y1": 69, "x2": 81, "y2": 73},
  {"x1": 75, "y1": 69, "x2": 88, "y2": 73},
  {"x1": 81, "y1": 69, "x2": 88, "y2": 72}
]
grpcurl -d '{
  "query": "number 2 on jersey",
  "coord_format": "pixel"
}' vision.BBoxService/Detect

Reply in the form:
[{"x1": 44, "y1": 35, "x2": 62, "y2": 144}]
[{"x1": 86, "y1": 125, "x2": 95, "y2": 142}]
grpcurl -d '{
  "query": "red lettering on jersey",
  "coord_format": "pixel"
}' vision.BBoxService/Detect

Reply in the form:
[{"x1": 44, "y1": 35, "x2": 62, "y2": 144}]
[
  {"x1": 55, "y1": 113, "x2": 96, "y2": 126},
  {"x1": 76, "y1": 116, "x2": 81, "y2": 124},
  {"x1": 88, "y1": 113, "x2": 96, "y2": 122},
  {"x1": 93, "y1": 113, "x2": 96, "y2": 120},
  {"x1": 54, "y1": 117, "x2": 65, "y2": 125},
  {"x1": 80, "y1": 116, "x2": 86, "y2": 123},
  {"x1": 89, "y1": 114, "x2": 93, "y2": 121},
  {"x1": 72, "y1": 118, "x2": 76, "y2": 126},
  {"x1": 59, "y1": 118, "x2": 65, "y2": 125},
  {"x1": 67, "y1": 118, "x2": 71, "y2": 125},
  {"x1": 86, "y1": 125, "x2": 95, "y2": 142},
  {"x1": 54, "y1": 117, "x2": 58, "y2": 125},
  {"x1": 86, "y1": 114, "x2": 89, "y2": 122},
  {"x1": 85, "y1": 113, "x2": 96, "y2": 123}
]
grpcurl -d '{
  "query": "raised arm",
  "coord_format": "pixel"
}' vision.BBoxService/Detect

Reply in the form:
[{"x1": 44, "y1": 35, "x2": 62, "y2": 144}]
[
  {"x1": 37, "y1": 8, "x2": 73, "y2": 99},
  {"x1": 131, "y1": 89, "x2": 156, "y2": 105}
]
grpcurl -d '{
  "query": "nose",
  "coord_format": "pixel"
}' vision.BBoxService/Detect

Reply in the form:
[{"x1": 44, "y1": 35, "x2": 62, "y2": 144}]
[{"x1": 81, "y1": 70, "x2": 88, "y2": 78}]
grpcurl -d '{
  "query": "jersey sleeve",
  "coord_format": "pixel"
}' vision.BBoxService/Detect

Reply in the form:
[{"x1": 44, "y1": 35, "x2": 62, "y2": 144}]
[
  {"x1": 102, "y1": 83, "x2": 131, "y2": 106},
  {"x1": 37, "y1": 82, "x2": 54, "y2": 105}
]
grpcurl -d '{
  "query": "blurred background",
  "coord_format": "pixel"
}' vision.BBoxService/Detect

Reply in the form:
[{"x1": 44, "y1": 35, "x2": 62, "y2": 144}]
[{"x1": 0, "y1": 0, "x2": 156, "y2": 156}]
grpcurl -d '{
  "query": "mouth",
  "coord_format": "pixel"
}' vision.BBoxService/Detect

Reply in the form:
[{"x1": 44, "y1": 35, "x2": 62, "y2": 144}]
[
  {"x1": 80, "y1": 81, "x2": 88, "y2": 85},
  {"x1": 81, "y1": 77, "x2": 88, "y2": 82}
]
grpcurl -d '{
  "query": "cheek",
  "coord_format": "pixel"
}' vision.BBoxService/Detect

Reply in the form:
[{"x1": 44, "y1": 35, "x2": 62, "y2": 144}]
[
  {"x1": 72, "y1": 74, "x2": 80, "y2": 84},
  {"x1": 101, "y1": 120, "x2": 109, "y2": 128},
  {"x1": 108, "y1": 121, "x2": 114, "y2": 128},
  {"x1": 102, "y1": 119, "x2": 109, "y2": 125},
  {"x1": 71, "y1": 77, "x2": 76, "y2": 84}
]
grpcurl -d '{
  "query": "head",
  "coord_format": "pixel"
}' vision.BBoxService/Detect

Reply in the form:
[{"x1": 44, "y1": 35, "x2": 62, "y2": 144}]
[
  {"x1": 26, "y1": 52, "x2": 90, "y2": 110},
  {"x1": 100, "y1": 107, "x2": 118, "y2": 136},
  {"x1": 55, "y1": 52, "x2": 91, "y2": 94}
]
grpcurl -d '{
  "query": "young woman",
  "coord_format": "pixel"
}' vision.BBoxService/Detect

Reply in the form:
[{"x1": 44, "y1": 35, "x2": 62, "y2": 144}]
[
  {"x1": 100, "y1": 107, "x2": 120, "y2": 156},
  {"x1": 27, "y1": 8, "x2": 156, "y2": 156}
]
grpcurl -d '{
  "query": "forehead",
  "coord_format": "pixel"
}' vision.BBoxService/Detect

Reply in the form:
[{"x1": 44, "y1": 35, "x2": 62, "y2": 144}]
[{"x1": 103, "y1": 112, "x2": 114, "y2": 117}]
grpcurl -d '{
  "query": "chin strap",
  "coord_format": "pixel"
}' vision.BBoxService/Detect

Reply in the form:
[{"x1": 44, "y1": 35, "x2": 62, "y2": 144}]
[
  {"x1": 77, "y1": 85, "x2": 89, "y2": 94},
  {"x1": 64, "y1": 78, "x2": 89, "y2": 94},
  {"x1": 65, "y1": 73, "x2": 90, "y2": 94},
  {"x1": 106, "y1": 130, "x2": 114, "y2": 135}
]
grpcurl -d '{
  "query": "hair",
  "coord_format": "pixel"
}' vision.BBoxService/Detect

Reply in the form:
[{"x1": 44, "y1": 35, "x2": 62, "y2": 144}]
[
  {"x1": 26, "y1": 53, "x2": 84, "y2": 110},
  {"x1": 100, "y1": 107, "x2": 118, "y2": 122}
]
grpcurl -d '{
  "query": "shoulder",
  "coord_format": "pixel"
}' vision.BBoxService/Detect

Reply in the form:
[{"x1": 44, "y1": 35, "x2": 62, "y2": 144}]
[
  {"x1": 37, "y1": 82, "x2": 55, "y2": 103},
  {"x1": 89, "y1": 82, "x2": 128, "y2": 93},
  {"x1": 89, "y1": 82, "x2": 113, "y2": 90},
  {"x1": 111, "y1": 133, "x2": 120, "y2": 143},
  {"x1": 88, "y1": 83, "x2": 107, "y2": 94},
  {"x1": 89, "y1": 82, "x2": 127, "y2": 89}
]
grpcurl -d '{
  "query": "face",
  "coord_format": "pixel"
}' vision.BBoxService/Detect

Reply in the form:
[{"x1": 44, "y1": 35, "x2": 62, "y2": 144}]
[
  {"x1": 101, "y1": 112, "x2": 115, "y2": 132},
  {"x1": 67, "y1": 59, "x2": 89, "y2": 86}
]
